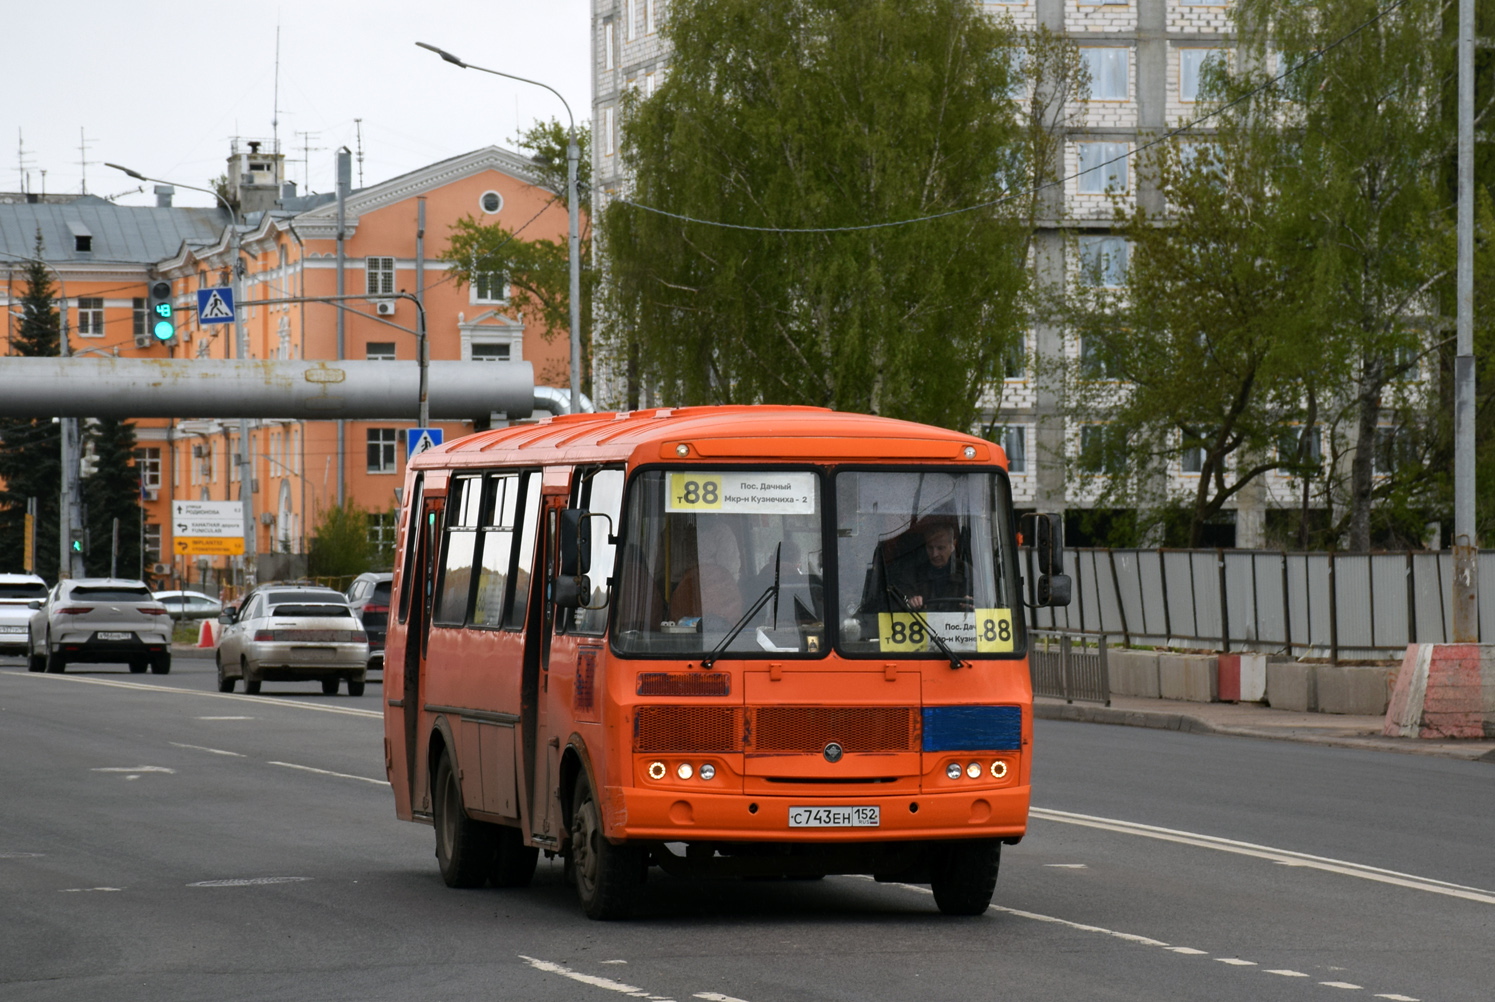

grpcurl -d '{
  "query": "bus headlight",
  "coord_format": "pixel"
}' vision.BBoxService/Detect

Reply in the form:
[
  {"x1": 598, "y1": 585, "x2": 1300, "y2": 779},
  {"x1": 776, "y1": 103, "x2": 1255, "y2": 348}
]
[
  {"x1": 699, "y1": 763, "x2": 716, "y2": 781},
  {"x1": 991, "y1": 760, "x2": 1008, "y2": 779},
  {"x1": 648, "y1": 761, "x2": 667, "y2": 780},
  {"x1": 966, "y1": 762, "x2": 982, "y2": 779},
  {"x1": 676, "y1": 762, "x2": 694, "y2": 780},
  {"x1": 946, "y1": 762, "x2": 963, "y2": 780}
]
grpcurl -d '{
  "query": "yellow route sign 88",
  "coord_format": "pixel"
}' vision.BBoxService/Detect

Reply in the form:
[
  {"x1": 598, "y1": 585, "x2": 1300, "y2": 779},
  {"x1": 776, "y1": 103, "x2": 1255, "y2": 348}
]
[{"x1": 668, "y1": 473, "x2": 723, "y2": 511}]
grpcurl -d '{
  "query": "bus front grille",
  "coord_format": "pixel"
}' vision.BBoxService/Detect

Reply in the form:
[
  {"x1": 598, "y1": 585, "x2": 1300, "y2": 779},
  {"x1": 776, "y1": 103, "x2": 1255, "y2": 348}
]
[
  {"x1": 634, "y1": 706, "x2": 742, "y2": 752},
  {"x1": 749, "y1": 706, "x2": 918, "y2": 753}
]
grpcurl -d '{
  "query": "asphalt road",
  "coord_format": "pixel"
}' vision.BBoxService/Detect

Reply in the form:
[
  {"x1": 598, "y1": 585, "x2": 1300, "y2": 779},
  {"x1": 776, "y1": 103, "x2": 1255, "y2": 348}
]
[{"x1": 1, "y1": 652, "x2": 1490, "y2": 1002}]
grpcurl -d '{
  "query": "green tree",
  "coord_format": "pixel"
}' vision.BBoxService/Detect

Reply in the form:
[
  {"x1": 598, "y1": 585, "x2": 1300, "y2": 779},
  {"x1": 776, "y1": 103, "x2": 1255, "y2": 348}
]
[
  {"x1": 442, "y1": 119, "x2": 593, "y2": 392},
  {"x1": 602, "y1": 0, "x2": 1032, "y2": 430},
  {"x1": 0, "y1": 234, "x2": 62, "y2": 578},
  {"x1": 307, "y1": 500, "x2": 376, "y2": 579},
  {"x1": 81, "y1": 419, "x2": 144, "y2": 578}
]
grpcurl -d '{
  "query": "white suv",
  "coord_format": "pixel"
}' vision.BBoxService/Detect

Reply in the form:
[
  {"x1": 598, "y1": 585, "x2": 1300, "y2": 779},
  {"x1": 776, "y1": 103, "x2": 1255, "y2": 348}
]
[
  {"x1": 27, "y1": 578, "x2": 173, "y2": 674},
  {"x1": 0, "y1": 573, "x2": 48, "y2": 658}
]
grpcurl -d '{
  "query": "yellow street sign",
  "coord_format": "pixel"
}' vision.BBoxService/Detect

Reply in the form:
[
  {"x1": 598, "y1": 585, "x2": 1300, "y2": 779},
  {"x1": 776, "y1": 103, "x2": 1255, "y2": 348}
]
[{"x1": 173, "y1": 536, "x2": 245, "y2": 556}]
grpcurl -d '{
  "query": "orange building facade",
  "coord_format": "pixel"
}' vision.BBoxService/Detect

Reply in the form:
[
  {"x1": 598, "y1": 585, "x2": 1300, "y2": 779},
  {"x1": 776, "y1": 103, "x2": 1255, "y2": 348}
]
[{"x1": 1, "y1": 143, "x2": 574, "y2": 592}]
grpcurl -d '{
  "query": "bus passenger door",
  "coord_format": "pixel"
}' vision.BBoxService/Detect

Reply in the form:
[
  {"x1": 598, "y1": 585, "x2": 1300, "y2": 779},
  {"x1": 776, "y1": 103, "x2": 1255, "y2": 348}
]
[
  {"x1": 522, "y1": 497, "x2": 564, "y2": 848},
  {"x1": 405, "y1": 497, "x2": 442, "y2": 815}
]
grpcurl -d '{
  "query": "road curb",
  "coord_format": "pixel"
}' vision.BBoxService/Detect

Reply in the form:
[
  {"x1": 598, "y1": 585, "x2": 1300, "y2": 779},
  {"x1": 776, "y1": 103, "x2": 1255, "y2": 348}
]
[{"x1": 1033, "y1": 699, "x2": 1495, "y2": 762}]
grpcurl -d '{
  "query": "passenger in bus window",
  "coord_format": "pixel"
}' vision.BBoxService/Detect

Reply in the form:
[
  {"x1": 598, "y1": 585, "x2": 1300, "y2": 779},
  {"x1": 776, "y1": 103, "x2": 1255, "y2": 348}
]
[
  {"x1": 887, "y1": 519, "x2": 973, "y2": 612},
  {"x1": 667, "y1": 519, "x2": 744, "y2": 626}
]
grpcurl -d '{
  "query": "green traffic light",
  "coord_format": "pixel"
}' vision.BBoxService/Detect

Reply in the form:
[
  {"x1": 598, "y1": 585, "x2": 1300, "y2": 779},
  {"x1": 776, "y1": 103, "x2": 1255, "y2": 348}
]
[
  {"x1": 71, "y1": 539, "x2": 83, "y2": 552},
  {"x1": 153, "y1": 319, "x2": 175, "y2": 341}
]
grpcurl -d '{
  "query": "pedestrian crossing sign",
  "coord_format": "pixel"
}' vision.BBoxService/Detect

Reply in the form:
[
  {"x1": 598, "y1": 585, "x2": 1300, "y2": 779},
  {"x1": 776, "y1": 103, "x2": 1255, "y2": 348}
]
[
  {"x1": 196, "y1": 287, "x2": 235, "y2": 325},
  {"x1": 408, "y1": 427, "x2": 443, "y2": 459}
]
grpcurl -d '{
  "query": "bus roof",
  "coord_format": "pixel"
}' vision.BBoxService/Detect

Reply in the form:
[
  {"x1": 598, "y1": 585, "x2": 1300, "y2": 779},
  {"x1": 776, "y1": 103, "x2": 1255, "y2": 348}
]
[{"x1": 409, "y1": 405, "x2": 1005, "y2": 471}]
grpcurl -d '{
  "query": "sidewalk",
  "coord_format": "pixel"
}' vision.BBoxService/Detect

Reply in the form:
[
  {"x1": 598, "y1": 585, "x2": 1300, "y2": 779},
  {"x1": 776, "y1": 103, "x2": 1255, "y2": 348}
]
[{"x1": 1034, "y1": 694, "x2": 1495, "y2": 762}]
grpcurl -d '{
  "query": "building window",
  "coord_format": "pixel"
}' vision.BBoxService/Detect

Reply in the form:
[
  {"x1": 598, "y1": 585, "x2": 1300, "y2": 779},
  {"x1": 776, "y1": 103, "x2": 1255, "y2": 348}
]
[
  {"x1": 1080, "y1": 424, "x2": 1126, "y2": 473},
  {"x1": 77, "y1": 297, "x2": 104, "y2": 336},
  {"x1": 367, "y1": 428, "x2": 398, "y2": 474},
  {"x1": 626, "y1": 0, "x2": 637, "y2": 40},
  {"x1": 1078, "y1": 143, "x2": 1129, "y2": 194},
  {"x1": 1081, "y1": 47, "x2": 1130, "y2": 101},
  {"x1": 1373, "y1": 425, "x2": 1414, "y2": 475},
  {"x1": 1079, "y1": 336, "x2": 1116, "y2": 379},
  {"x1": 472, "y1": 343, "x2": 511, "y2": 362},
  {"x1": 480, "y1": 191, "x2": 502, "y2": 214},
  {"x1": 646, "y1": 72, "x2": 657, "y2": 98},
  {"x1": 645, "y1": 0, "x2": 657, "y2": 34},
  {"x1": 144, "y1": 523, "x2": 161, "y2": 563},
  {"x1": 473, "y1": 272, "x2": 507, "y2": 303},
  {"x1": 1278, "y1": 426, "x2": 1323, "y2": 470},
  {"x1": 134, "y1": 447, "x2": 162, "y2": 490},
  {"x1": 605, "y1": 22, "x2": 616, "y2": 69},
  {"x1": 1079, "y1": 236, "x2": 1129, "y2": 288},
  {"x1": 1180, "y1": 442, "x2": 1205, "y2": 474},
  {"x1": 368, "y1": 511, "x2": 397, "y2": 556},
  {"x1": 133, "y1": 298, "x2": 147, "y2": 339},
  {"x1": 1180, "y1": 48, "x2": 1225, "y2": 103},
  {"x1": 366, "y1": 257, "x2": 396, "y2": 297},
  {"x1": 366, "y1": 342, "x2": 397, "y2": 361},
  {"x1": 604, "y1": 107, "x2": 616, "y2": 156},
  {"x1": 999, "y1": 427, "x2": 1027, "y2": 474}
]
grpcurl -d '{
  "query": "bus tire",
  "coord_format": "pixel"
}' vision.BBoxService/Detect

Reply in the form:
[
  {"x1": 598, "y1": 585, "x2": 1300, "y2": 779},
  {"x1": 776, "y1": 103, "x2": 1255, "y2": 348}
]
[
  {"x1": 433, "y1": 750, "x2": 494, "y2": 889},
  {"x1": 931, "y1": 840, "x2": 1000, "y2": 916},
  {"x1": 490, "y1": 824, "x2": 539, "y2": 888},
  {"x1": 571, "y1": 773, "x2": 641, "y2": 920}
]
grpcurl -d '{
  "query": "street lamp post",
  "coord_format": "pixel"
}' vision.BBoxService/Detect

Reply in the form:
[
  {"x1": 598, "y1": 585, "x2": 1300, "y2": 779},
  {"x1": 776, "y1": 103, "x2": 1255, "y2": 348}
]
[
  {"x1": 106, "y1": 164, "x2": 257, "y2": 586},
  {"x1": 416, "y1": 42, "x2": 583, "y2": 414}
]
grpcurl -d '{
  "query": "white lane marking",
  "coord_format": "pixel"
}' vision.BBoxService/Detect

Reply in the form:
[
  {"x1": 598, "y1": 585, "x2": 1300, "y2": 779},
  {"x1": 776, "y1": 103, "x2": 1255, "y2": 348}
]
[
  {"x1": 1320, "y1": 982, "x2": 1364, "y2": 990},
  {"x1": 1044, "y1": 863, "x2": 1088, "y2": 868},
  {"x1": 268, "y1": 761, "x2": 389, "y2": 786},
  {"x1": 694, "y1": 994, "x2": 757, "y2": 1002},
  {"x1": 169, "y1": 742, "x2": 244, "y2": 757},
  {"x1": 0, "y1": 852, "x2": 45, "y2": 859},
  {"x1": 1216, "y1": 958, "x2": 1258, "y2": 966},
  {"x1": 1033, "y1": 807, "x2": 1495, "y2": 906},
  {"x1": 189, "y1": 876, "x2": 312, "y2": 887},
  {"x1": 1166, "y1": 947, "x2": 1208, "y2": 955},
  {"x1": 91, "y1": 765, "x2": 175, "y2": 774},
  {"x1": 60, "y1": 887, "x2": 121, "y2": 893},
  {"x1": 2, "y1": 670, "x2": 381, "y2": 718},
  {"x1": 197, "y1": 715, "x2": 254, "y2": 720},
  {"x1": 601, "y1": 960, "x2": 630, "y2": 965},
  {"x1": 1375, "y1": 995, "x2": 1420, "y2": 1000},
  {"x1": 519, "y1": 955, "x2": 675, "y2": 1000},
  {"x1": 1266, "y1": 970, "x2": 1311, "y2": 977}
]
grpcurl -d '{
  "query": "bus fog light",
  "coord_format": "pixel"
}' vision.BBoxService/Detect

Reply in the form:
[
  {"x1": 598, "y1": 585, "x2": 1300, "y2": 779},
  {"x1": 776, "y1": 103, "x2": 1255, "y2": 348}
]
[
  {"x1": 648, "y1": 761, "x2": 667, "y2": 780},
  {"x1": 699, "y1": 763, "x2": 716, "y2": 781},
  {"x1": 966, "y1": 762, "x2": 981, "y2": 779},
  {"x1": 990, "y1": 760, "x2": 1008, "y2": 779},
  {"x1": 676, "y1": 762, "x2": 694, "y2": 780},
  {"x1": 946, "y1": 762, "x2": 963, "y2": 780}
]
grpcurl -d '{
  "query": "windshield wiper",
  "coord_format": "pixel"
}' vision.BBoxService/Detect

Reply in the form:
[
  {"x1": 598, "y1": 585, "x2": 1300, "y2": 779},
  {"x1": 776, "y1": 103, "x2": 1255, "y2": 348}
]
[
  {"x1": 887, "y1": 584, "x2": 965, "y2": 670},
  {"x1": 702, "y1": 543, "x2": 780, "y2": 670}
]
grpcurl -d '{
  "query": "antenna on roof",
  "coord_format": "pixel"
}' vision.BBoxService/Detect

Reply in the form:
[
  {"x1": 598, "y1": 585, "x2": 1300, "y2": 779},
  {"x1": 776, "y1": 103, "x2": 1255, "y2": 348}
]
[
  {"x1": 16, "y1": 128, "x2": 33, "y2": 195},
  {"x1": 294, "y1": 130, "x2": 324, "y2": 192},
  {"x1": 354, "y1": 119, "x2": 365, "y2": 187},
  {"x1": 77, "y1": 127, "x2": 94, "y2": 194},
  {"x1": 272, "y1": 23, "x2": 281, "y2": 152}
]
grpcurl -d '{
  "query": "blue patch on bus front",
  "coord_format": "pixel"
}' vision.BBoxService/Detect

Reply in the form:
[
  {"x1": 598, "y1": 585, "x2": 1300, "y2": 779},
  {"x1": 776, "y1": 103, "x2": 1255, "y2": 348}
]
[{"x1": 921, "y1": 706, "x2": 1022, "y2": 751}]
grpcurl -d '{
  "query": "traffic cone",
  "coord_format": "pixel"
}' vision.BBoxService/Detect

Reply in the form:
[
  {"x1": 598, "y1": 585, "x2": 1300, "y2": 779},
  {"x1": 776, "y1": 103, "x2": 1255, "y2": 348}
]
[{"x1": 197, "y1": 619, "x2": 216, "y2": 648}]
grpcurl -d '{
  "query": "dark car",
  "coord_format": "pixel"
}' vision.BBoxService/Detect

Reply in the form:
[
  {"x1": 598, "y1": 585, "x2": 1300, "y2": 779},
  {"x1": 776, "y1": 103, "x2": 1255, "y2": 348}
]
[{"x1": 345, "y1": 572, "x2": 392, "y2": 674}]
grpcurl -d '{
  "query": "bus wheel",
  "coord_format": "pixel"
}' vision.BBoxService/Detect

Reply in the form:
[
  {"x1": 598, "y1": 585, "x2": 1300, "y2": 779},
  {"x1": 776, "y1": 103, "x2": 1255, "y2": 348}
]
[
  {"x1": 489, "y1": 824, "x2": 539, "y2": 888},
  {"x1": 433, "y1": 751, "x2": 494, "y2": 888},
  {"x1": 571, "y1": 774, "x2": 641, "y2": 920},
  {"x1": 931, "y1": 840, "x2": 1000, "y2": 916}
]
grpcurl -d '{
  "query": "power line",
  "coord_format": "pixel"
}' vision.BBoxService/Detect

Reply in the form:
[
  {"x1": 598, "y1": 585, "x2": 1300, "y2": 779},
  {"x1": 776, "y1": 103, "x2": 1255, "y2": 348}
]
[{"x1": 612, "y1": 0, "x2": 1415, "y2": 235}]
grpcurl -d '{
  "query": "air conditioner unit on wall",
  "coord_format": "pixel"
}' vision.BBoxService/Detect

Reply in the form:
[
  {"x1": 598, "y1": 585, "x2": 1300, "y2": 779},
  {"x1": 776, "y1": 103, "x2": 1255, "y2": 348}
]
[
  {"x1": 151, "y1": 563, "x2": 169, "y2": 575},
  {"x1": 143, "y1": 489, "x2": 158, "y2": 502},
  {"x1": 375, "y1": 301, "x2": 396, "y2": 316}
]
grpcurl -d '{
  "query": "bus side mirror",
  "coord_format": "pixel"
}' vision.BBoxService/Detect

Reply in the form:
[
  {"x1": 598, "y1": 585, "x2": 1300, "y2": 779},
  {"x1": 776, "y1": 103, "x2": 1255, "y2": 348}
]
[
  {"x1": 1023, "y1": 512, "x2": 1072, "y2": 608},
  {"x1": 560, "y1": 509, "x2": 592, "y2": 577},
  {"x1": 553, "y1": 574, "x2": 591, "y2": 609}
]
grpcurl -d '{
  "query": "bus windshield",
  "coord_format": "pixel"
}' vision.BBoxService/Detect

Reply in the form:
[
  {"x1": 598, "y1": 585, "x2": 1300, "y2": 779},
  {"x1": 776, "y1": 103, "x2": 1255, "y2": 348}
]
[
  {"x1": 836, "y1": 470, "x2": 1023, "y2": 657},
  {"x1": 612, "y1": 469, "x2": 826, "y2": 657}
]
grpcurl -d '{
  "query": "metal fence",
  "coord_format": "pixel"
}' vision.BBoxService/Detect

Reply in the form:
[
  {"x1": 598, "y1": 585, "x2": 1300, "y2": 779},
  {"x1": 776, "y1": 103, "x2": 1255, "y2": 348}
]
[
  {"x1": 1029, "y1": 630, "x2": 1111, "y2": 704},
  {"x1": 1026, "y1": 548, "x2": 1495, "y2": 661}
]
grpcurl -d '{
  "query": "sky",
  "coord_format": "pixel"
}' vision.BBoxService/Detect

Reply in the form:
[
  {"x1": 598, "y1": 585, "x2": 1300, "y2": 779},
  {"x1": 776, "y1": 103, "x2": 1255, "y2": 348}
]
[{"x1": 4, "y1": 0, "x2": 591, "y2": 208}]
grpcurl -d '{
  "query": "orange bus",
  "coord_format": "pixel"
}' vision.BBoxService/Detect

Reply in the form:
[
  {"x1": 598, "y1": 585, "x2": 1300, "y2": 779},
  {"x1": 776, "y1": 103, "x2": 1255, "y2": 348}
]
[{"x1": 381, "y1": 405, "x2": 1070, "y2": 918}]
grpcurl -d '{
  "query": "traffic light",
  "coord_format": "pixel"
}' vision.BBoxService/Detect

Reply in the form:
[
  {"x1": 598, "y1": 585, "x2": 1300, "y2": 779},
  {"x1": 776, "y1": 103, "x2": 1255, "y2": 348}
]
[{"x1": 147, "y1": 280, "x2": 175, "y2": 342}]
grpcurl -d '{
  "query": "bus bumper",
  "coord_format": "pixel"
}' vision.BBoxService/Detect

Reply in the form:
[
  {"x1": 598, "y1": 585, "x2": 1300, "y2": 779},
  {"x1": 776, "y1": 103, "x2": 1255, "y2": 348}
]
[{"x1": 607, "y1": 785, "x2": 1030, "y2": 843}]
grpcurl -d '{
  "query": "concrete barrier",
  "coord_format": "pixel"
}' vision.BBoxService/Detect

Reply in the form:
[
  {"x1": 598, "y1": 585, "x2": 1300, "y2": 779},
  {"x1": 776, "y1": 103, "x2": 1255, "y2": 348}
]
[
  {"x1": 1217, "y1": 653, "x2": 1268, "y2": 703},
  {"x1": 1267, "y1": 659, "x2": 1314, "y2": 712},
  {"x1": 1159, "y1": 653, "x2": 1217, "y2": 703},
  {"x1": 1316, "y1": 665, "x2": 1392, "y2": 716},
  {"x1": 1385, "y1": 644, "x2": 1495, "y2": 739},
  {"x1": 1108, "y1": 649, "x2": 1161, "y2": 698}
]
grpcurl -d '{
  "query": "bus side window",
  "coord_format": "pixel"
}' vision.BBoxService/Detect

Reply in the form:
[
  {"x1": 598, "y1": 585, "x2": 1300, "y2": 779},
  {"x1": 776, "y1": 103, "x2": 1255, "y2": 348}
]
[
  {"x1": 471, "y1": 473, "x2": 518, "y2": 628},
  {"x1": 434, "y1": 476, "x2": 483, "y2": 626},
  {"x1": 504, "y1": 472, "x2": 543, "y2": 631},
  {"x1": 565, "y1": 467, "x2": 626, "y2": 636},
  {"x1": 397, "y1": 475, "x2": 424, "y2": 624}
]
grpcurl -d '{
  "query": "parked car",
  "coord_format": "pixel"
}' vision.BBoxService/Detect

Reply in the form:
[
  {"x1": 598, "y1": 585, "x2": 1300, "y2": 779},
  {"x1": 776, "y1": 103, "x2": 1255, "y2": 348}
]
[
  {"x1": 26, "y1": 578, "x2": 172, "y2": 674},
  {"x1": 345, "y1": 572, "x2": 392, "y2": 675},
  {"x1": 152, "y1": 589, "x2": 223, "y2": 621},
  {"x1": 216, "y1": 585, "x2": 369, "y2": 696},
  {"x1": 0, "y1": 573, "x2": 49, "y2": 658}
]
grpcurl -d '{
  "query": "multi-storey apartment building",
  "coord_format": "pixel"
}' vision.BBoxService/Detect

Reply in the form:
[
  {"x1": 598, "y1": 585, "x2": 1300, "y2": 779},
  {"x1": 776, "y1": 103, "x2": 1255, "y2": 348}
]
[
  {"x1": 590, "y1": 0, "x2": 1267, "y2": 542},
  {"x1": 1, "y1": 141, "x2": 573, "y2": 590}
]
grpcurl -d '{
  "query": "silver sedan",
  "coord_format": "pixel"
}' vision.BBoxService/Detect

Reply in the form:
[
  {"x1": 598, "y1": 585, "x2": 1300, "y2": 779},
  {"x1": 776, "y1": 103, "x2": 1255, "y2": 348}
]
[
  {"x1": 27, "y1": 579, "x2": 173, "y2": 674},
  {"x1": 216, "y1": 587, "x2": 369, "y2": 696}
]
